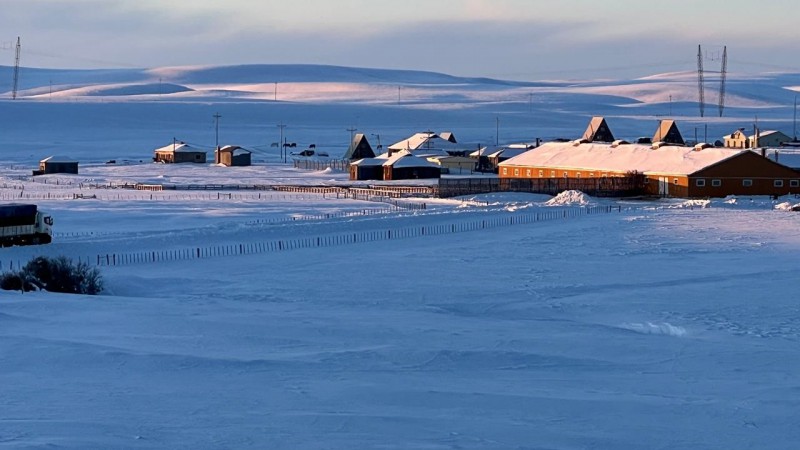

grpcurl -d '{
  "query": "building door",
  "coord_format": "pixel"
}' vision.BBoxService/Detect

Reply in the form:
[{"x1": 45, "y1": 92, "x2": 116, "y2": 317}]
[{"x1": 659, "y1": 177, "x2": 669, "y2": 196}]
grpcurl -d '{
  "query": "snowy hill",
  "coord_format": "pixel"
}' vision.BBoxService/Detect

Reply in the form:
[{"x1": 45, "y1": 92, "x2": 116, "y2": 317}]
[{"x1": 0, "y1": 63, "x2": 799, "y2": 164}]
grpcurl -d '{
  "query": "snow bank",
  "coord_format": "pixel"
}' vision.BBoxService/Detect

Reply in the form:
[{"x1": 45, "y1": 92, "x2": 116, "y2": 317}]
[
  {"x1": 545, "y1": 190, "x2": 592, "y2": 206},
  {"x1": 622, "y1": 322, "x2": 687, "y2": 337},
  {"x1": 774, "y1": 201, "x2": 800, "y2": 211}
]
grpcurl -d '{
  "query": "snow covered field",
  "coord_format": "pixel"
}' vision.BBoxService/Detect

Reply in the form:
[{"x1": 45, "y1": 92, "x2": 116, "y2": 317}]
[{"x1": 2, "y1": 64, "x2": 800, "y2": 449}]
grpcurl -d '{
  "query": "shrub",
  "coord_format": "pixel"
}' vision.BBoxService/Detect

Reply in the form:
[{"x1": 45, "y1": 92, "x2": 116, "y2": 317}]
[{"x1": 0, "y1": 256, "x2": 103, "y2": 295}]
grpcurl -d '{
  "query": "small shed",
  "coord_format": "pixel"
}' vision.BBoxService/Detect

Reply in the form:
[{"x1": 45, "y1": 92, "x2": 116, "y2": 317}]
[
  {"x1": 37, "y1": 155, "x2": 78, "y2": 175},
  {"x1": 154, "y1": 142, "x2": 207, "y2": 164},
  {"x1": 215, "y1": 145, "x2": 252, "y2": 166},
  {"x1": 344, "y1": 134, "x2": 375, "y2": 160},
  {"x1": 427, "y1": 155, "x2": 476, "y2": 174}
]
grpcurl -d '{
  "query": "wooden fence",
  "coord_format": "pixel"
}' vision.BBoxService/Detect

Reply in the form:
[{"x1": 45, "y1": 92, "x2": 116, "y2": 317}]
[
  {"x1": 91, "y1": 205, "x2": 622, "y2": 267},
  {"x1": 293, "y1": 159, "x2": 350, "y2": 171}
]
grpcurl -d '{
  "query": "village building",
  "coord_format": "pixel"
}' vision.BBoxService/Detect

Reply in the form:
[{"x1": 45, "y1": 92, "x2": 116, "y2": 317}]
[
  {"x1": 35, "y1": 155, "x2": 79, "y2": 175},
  {"x1": 725, "y1": 129, "x2": 792, "y2": 149},
  {"x1": 497, "y1": 141, "x2": 800, "y2": 198},
  {"x1": 724, "y1": 128, "x2": 750, "y2": 148},
  {"x1": 154, "y1": 142, "x2": 207, "y2": 164},
  {"x1": 750, "y1": 130, "x2": 792, "y2": 148},
  {"x1": 344, "y1": 133, "x2": 376, "y2": 160},
  {"x1": 214, "y1": 145, "x2": 252, "y2": 166},
  {"x1": 388, "y1": 132, "x2": 460, "y2": 157},
  {"x1": 349, "y1": 150, "x2": 441, "y2": 181},
  {"x1": 426, "y1": 155, "x2": 476, "y2": 174},
  {"x1": 470, "y1": 144, "x2": 535, "y2": 171}
]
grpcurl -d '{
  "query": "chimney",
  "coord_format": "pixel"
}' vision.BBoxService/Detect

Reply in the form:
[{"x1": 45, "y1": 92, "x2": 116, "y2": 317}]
[{"x1": 761, "y1": 148, "x2": 766, "y2": 157}]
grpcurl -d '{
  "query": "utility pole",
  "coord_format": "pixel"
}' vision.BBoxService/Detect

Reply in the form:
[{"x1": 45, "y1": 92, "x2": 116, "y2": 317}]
[
  {"x1": 274, "y1": 82, "x2": 278, "y2": 101},
  {"x1": 794, "y1": 95, "x2": 798, "y2": 141},
  {"x1": 371, "y1": 133, "x2": 382, "y2": 150},
  {"x1": 347, "y1": 127, "x2": 357, "y2": 144},
  {"x1": 12, "y1": 37, "x2": 21, "y2": 100},
  {"x1": 277, "y1": 123, "x2": 287, "y2": 162},
  {"x1": 495, "y1": 117, "x2": 500, "y2": 147},
  {"x1": 213, "y1": 113, "x2": 222, "y2": 148}
]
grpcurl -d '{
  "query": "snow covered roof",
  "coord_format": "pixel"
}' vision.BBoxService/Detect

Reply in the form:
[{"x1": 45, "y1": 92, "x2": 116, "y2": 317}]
[
  {"x1": 388, "y1": 132, "x2": 461, "y2": 152},
  {"x1": 499, "y1": 141, "x2": 748, "y2": 176},
  {"x1": 154, "y1": 142, "x2": 205, "y2": 153},
  {"x1": 40, "y1": 155, "x2": 78, "y2": 163},
  {"x1": 470, "y1": 147, "x2": 531, "y2": 159},
  {"x1": 381, "y1": 151, "x2": 440, "y2": 168},
  {"x1": 218, "y1": 145, "x2": 251, "y2": 155},
  {"x1": 750, "y1": 130, "x2": 790, "y2": 140}
]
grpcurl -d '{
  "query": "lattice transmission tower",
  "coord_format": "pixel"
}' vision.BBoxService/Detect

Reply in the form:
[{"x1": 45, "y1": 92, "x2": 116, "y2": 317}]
[
  {"x1": 12, "y1": 37, "x2": 21, "y2": 100},
  {"x1": 697, "y1": 44, "x2": 728, "y2": 117}
]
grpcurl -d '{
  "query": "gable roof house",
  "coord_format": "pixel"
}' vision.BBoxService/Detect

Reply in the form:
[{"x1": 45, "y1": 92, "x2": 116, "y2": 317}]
[
  {"x1": 382, "y1": 151, "x2": 441, "y2": 181},
  {"x1": 154, "y1": 142, "x2": 207, "y2": 164},
  {"x1": 750, "y1": 130, "x2": 792, "y2": 148},
  {"x1": 215, "y1": 145, "x2": 252, "y2": 166},
  {"x1": 498, "y1": 141, "x2": 800, "y2": 198},
  {"x1": 388, "y1": 132, "x2": 460, "y2": 157},
  {"x1": 344, "y1": 133, "x2": 376, "y2": 160},
  {"x1": 724, "y1": 128, "x2": 750, "y2": 149}
]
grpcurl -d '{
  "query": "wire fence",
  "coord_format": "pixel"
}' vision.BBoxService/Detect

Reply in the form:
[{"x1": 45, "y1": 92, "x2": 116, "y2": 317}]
[
  {"x1": 49, "y1": 206, "x2": 412, "y2": 239},
  {"x1": 89, "y1": 205, "x2": 622, "y2": 267}
]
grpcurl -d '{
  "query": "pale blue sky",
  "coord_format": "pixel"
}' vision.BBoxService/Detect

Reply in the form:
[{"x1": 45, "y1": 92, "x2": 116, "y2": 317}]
[{"x1": 2, "y1": 0, "x2": 798, "y2": 80}]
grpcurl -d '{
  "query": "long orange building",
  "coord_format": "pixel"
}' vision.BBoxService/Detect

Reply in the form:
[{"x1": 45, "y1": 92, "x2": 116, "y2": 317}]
[{"x1": 498, "y1": 141, "x2": 800, "y2": 198}]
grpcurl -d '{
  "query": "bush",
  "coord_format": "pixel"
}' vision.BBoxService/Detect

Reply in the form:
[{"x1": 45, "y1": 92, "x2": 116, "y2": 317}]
[{"x1": 0, "y1": 256, "x2": 103, "y2": 295}]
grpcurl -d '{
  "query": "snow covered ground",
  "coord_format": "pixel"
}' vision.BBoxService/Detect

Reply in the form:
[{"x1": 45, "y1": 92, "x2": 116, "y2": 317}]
[{"x1": 2, "y1": 64, "x2": 800, "y2": 449}]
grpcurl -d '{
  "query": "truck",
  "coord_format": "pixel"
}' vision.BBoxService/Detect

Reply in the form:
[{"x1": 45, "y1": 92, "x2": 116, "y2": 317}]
[{"x1": 0, "y1": 204, "x2": 54, "y2": 247}]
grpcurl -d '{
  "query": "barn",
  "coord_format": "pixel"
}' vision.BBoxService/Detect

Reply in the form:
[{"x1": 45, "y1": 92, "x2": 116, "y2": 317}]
[
  {"x1": 498, "y1": 141, "x2": 800, "y2": 198},
  {"x1": 36, "y1": 155, "x2": 79, "y2": 175},
  {"x1": 154, "y1": 142, "x2": 207, "y2": 164},
  {"x1": 215, "y1": 145, "x2": 252, "y2": 166}
]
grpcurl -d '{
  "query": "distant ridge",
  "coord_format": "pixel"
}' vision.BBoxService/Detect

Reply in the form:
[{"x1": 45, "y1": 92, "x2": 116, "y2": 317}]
[{"x1": 0, "y1": 63, "x2": 556, "y2": 90}]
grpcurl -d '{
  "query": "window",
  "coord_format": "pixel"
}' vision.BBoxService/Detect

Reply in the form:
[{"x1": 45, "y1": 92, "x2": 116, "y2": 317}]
[
  {"x1": 601, "y1": 173, "x2": 608, "y2": 178},
  {"x1": 526, "y1": 169, "x2": 531, "y2": 177},
  {"x1": 502, "y1": 168, "x2": 508, "y2": 176},
  {"x1": 696, "y1": 179, "x2": 706, "y2": 187},
  {"x1": 514, "y1": 168, "x2": 520, "y2": 176},
  {"x1": 563, "y1": 171, "x2": 569, "y2": 178},
  {"x1": 576, "y1": 172, "x2": 582, "y2": 178},
  {"x1": 774, "y1": 180, "x2": 784, "y2": 187},
  {"x1": 539, "y1": 170, "x2": 544, "y2": 177},
  {"x1": 712, "y1": 179, "x2": 722, "y2": 187},
  {"x1": 743, "y1": 179, "x2": 753, "y2": 187},
  {"x1": 589, "y1": 172, "x2": 595, "y2": 177},
  {"x1": 791, "y1": 180, "x2": 800, "y2": 187},
  {"x1": 673, "y1": 178, "x2": 679, "y2": 184},
  {"x1": 550, "y1": 170, "x2": 556, "y2": 177}
]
